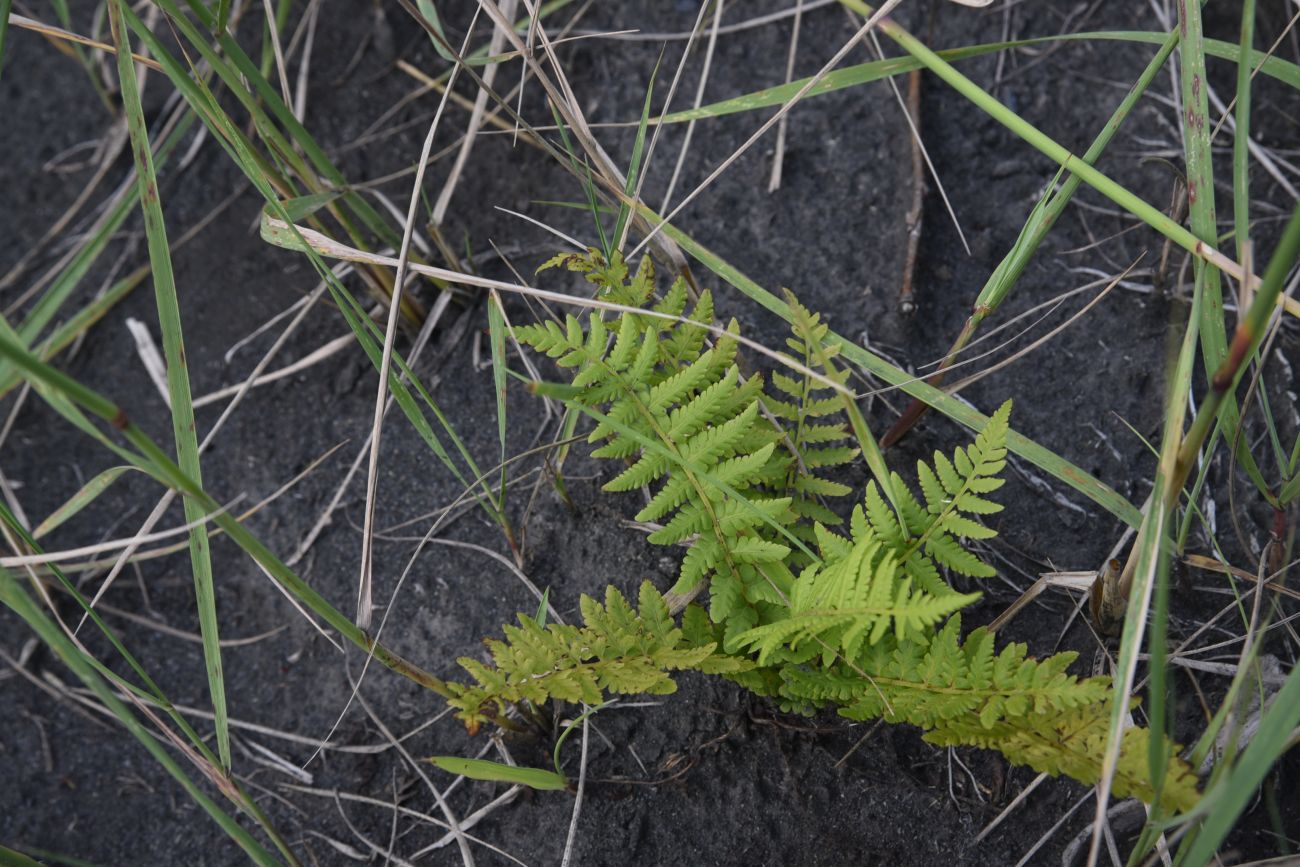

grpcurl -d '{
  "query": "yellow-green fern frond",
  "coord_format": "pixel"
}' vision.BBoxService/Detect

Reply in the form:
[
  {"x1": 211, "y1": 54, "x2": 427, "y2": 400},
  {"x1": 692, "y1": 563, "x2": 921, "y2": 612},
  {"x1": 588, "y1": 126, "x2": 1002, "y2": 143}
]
[
  {"x1": 925, "y1": 700, "x2": 1200, "y2": 812},
  {"x1": 733, "y1": 539, "x2": 978, "y2": 665},
  {"x1": 447, "y1": 582, "x2": 750, "y2": 734}
]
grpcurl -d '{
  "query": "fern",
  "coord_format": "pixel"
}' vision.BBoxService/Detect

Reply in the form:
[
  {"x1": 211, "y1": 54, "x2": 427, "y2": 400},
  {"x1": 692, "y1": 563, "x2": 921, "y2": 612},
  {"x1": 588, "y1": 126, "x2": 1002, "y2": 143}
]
[
  {"x1": 733, "y1": 538, "x2": 978, "y2": 665},
  {"x1": 444, "y1": 250, "x2": 1199, "y2": 814},
  {"x1": 926, "y1": 701, "x2": 1201, "y2": 812},
  {"x1": 763, "y1": 299, "x2": 858, "y2": 537},
  {"x1": 515, "y1": 252, "x2": 819, "y2": 641},
  {"x1": 775, "y1": 615, "x2": 1110, "y2": 728},
  {"x1": 446, "y1": 581, "x2": 749, "y2": 734}
]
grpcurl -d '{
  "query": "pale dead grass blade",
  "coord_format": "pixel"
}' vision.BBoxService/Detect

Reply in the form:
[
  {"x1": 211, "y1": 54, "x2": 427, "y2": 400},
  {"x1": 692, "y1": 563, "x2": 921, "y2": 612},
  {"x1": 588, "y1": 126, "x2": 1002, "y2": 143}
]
[
  {"x1": 432, "y1": 0, "x2": 517, "y2": 226},
  {"x1": 348, "y1": 672, "x2": 475, "y2": 867},
  {"x1": 633, "y1": 0, "x2": 906, "y2": 260},
  {"x1": 0, "y1": 498, "x2": 239, "y2": 568},
  {"x1": 768, "y1": 0, "x2": 804, "y2": 193},
  {"x1": 559, "y1": 710, "x2": 591, "y2": 867},
  {"x1": 662, "y1": 0, "x2": 726, "y2": 213},
  {"x1": 356, "y1": 13, "x2": 477, "y2": 632},
  {"x1": 7, "y1": 13, "x2": 163, "y2": 70}
]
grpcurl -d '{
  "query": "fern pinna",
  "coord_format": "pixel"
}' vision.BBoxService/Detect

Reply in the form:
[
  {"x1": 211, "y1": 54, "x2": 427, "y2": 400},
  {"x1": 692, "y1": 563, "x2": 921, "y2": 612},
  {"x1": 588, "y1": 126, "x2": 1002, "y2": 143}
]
[{"x1": 446, "y1": 250, "x2": 1198, "y2": 812}]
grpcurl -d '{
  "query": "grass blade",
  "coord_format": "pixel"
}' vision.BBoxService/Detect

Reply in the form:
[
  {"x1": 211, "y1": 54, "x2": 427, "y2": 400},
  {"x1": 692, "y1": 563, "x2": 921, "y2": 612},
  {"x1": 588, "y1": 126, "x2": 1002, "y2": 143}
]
[
  {"x1": 1086, "y1": 279, "x2": 1203, "y2": 866},
  {"x1": 657, "y1": 31, "x2": 1299, "y2": 125},
  {"x1": 0, "y1": 567, "x2": 282, "y2": 865},
  {"x1": 487, "y1": 290, "x2": 510, "y2": 511},
  {"x1": 33, "y1": 466, "x2": 136, "y2": 539},
  {"x1": 1177, "y1": 661, "x2": 1300, "y2": 865},
  {"x1": 0, "y1": 0, "x2": 12, "y2": 82},
  {"x1": 1233, "y1": 0, "x2": 1257, "y2": 261},
  {"x1": 613, "y1": 60, "x2": 658, "y2": 252},
  {"x1": 108, "y1": 0, "x2": 229, "y2": 770},
  {"x1": 427, "y1": 756, "x2": 568, "y2": 791}
]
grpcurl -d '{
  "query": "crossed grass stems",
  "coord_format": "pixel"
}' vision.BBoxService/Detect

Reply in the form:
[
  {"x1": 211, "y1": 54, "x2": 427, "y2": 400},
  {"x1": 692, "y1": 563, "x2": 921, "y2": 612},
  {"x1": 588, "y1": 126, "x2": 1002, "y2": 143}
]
[{"x1": 2, "y1": 0, "x2": 1299, "y2": 864}]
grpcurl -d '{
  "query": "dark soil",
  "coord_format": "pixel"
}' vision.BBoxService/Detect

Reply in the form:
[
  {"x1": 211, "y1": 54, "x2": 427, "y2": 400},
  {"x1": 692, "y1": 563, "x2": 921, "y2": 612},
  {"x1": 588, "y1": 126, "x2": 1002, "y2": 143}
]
[{"x1": 3, "y1": 1, "x2": 1298, "y2": 865}]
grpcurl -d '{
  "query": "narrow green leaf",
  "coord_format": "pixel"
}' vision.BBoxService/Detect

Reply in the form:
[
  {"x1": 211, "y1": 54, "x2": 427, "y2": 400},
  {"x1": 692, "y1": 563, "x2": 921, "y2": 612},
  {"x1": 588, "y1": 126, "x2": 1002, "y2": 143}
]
[
  {"x1": 0, "y1": 0, "x2": 13, "y2": 83},
  {"x1": 108, "y1": 0, "x2": 229, "y2": 771},
  {"x1": 33, "y1": 466, "x2": 136, "y2": 539},
  {"x1": 427, "y1": 756, "x2": 568, "y2": 790},
  {"x1": 278, "y1": 191, "x2": 341, "y2": 223},
  {"x1": 487, "y1": 290, "x2": 509, "y2": 507},
  {"x1": 0, "y1": 569, "x2": 281, "y2": 866},
  {"x1": 1178, "y1": 661, "x2": 1300, "y2": 864},
  {"x1": 1279, "y1": 470, "x2": 1300, "y2": 506},
  {"x1": 613, "y1": 59, "x2": 658, "y2": 251},
  {"x1": 658, "y1": 30, "x2": 1299, "y2": 125}
]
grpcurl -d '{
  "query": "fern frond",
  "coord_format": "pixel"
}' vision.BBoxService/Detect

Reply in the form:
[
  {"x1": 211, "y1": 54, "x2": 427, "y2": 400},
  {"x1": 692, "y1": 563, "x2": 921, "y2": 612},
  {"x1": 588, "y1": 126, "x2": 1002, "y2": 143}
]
[
  {"x1": 903, "y1": 400, "x2": 1011, "y2": 578},
  {"x1": 517, "y1": 260, "x2": 817, "y2": 628},
  {"x1": 734, "y1": 539, "x2": 977, "y2": 664},
  {"x1": 772, "y1": 615, "x2": 1107, "y2": 731},
  {"x1": 466, "y1": 260, "x2": 1188, "y2": 811},
  {"x1": 764, "y1": 298, "x2": 858, "y2": 545},
  {"x1": 447, "y1": 582, "x2": 751, "y2": 733},
  {"x1": 925, "y1": 701, "x2": 1200, "y2": 812}
]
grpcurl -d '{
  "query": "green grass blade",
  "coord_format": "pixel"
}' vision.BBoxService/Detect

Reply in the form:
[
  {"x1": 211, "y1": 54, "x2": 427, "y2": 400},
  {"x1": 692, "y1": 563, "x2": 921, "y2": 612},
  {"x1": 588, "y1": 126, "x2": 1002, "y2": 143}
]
[
  {"x1": 427, "y1": 756, "x2": 568, "y2": 791},
  {"x1": 613, "y1": 60, "x2": 658, "y2": 252},
  {"x1": 487, "y1": 291, "x2": 509, "y2": 510},
  {"x1": 657, "y1": 30, "x2": 1299, "y2": 126},
  {"x1": 33, "y1": 466, "x2": 136, "y2": 539},
  {"x1": 0, "y1": 0, "x2": 12, "y2": 83},
  {"x1": 0, "y1": 568, "x2": 282, "y2": 866},
  {"x1": 416, "y1": 0, "x2": 457, "y2": 62},
  {"x1": 0, "y1": 328, "x2": 453, "y2": 699},
  {"x1": 109, "y1": 0, "x2": 228, "y2": 771},
  {"x1": 1089, "y1": 283, "x2": 1203, "y2": 861},
  {"x1": 1233, "y1": 0, "x2": 1257, "y2": 261},
  {"x1": 1169, "y1": 1, "x2": 1270, "y2": 505},
  {"x1": 1177, "y1": 661, "x2": 1300, "y2": 865},
  {"x1": 0, "y1": 845, "x2": 45, "y2": 867},
  {"x1": 548, "y1": 102, "x2": 610, "y2": 257}
]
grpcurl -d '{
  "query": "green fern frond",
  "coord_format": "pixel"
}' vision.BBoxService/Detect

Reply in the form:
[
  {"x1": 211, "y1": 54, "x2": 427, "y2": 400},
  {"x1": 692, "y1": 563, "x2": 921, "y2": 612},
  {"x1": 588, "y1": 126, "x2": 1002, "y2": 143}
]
[
  {"x1": 734, "y1": 539, "x2": 978, "y2": 665},
  {"x1": 903, "y1": 399, "x2": 1011, "y2": 578},
  {"x1": 447, "y1": 582, "x2": 751, "y2": 733},
  {"x1": 777, "y1": 615, "x2": 1107, "y2": 728},
  {"x1": 765, "y1": 297, "x2": 859, "y2": 544},
  {"x1": 470, "y1": 252, "x2": 1195, "y2": 813},
  {"x1": 925, "y1": 701, "x2": 1200, "y2": 813},
  {"x1": 515, "y1": 253, "x2": 829, "y2": 631}
]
